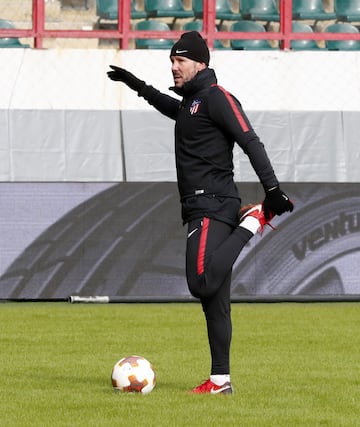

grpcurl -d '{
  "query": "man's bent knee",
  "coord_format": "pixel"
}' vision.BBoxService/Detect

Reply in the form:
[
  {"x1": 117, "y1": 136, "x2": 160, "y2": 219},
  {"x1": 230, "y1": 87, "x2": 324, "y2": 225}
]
[{"x1": 187, "y1": 275, "x2": 217, "y2": 299}]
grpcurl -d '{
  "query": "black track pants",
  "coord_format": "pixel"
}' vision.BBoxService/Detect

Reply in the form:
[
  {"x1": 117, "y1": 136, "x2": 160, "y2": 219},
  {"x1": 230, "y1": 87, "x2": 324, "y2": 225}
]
[{"x1": 186, "y1": 217, "x2": 253, "y2": 374}]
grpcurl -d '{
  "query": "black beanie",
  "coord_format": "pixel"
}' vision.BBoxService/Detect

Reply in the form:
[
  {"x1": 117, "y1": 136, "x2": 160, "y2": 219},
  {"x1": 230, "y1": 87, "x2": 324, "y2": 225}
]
[{"x1": 170, "y1": 31, "x2": 210, "y2": 65}]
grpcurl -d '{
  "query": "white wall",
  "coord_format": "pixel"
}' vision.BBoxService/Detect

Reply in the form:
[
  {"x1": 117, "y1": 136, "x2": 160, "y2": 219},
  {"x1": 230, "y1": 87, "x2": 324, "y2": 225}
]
[{"x1": 1, "y1": 48, "x2": 360, "y2": 181}]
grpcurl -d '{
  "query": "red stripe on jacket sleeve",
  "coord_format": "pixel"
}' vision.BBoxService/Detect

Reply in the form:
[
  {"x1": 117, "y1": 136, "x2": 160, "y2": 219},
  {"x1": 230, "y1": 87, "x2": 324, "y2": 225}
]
[
  {"x1": 197, "y1": 217, "x2": 210, "y2": 276},
  {"x1": 212, "y1": 84, "x2": 249, "y2": 133}
]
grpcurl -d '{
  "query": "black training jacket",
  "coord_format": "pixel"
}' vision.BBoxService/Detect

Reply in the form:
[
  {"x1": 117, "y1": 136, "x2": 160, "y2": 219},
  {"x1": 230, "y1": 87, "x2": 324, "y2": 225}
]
[{"x1": 139, "y1": 68, "x2": 279, "y2": 227}]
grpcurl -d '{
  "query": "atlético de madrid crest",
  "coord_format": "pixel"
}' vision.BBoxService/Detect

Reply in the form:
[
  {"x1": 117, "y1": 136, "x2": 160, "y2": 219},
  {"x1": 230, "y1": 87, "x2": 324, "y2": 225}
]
[{"x1": 190, "y1": 99, "x2": 201, "y2": 115}]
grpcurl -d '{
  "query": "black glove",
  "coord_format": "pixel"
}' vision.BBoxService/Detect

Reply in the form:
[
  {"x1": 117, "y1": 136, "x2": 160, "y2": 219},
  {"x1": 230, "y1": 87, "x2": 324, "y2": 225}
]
[
  {"x1": 107, "y1": 65, "x2": 145, "y2": 93},
  {"x1": 263, "y1": 186, "x2": 294, "y2": 219}
]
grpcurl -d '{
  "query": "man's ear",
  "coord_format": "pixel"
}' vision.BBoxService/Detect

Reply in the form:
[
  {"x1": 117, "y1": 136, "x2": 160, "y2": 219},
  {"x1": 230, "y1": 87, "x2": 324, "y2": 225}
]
[{"x1": 196, "y1": 62, "x2": 207, "y2": 72}]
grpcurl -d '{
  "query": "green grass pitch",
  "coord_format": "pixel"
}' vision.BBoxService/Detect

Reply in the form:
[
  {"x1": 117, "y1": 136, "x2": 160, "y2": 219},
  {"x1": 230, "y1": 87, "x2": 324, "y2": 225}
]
[{"x1": 1, "y1": 302, "x2": 360, "y2": 426}]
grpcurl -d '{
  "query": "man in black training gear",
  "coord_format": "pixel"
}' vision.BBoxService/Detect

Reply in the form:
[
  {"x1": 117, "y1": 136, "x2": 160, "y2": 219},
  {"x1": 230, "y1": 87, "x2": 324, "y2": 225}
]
[{"x1": 107, "y1": 31, "x2": 293, "y2": 394}]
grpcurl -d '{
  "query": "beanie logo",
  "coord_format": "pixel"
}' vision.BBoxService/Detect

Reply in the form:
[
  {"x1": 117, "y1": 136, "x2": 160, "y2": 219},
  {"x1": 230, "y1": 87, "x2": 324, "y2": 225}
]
[
  {"x1": 190, "y1": 99, "x2": 201, "y2": 115},
  {"x1": 176, "y1": 49, "x2": 188, "y2": 54}
]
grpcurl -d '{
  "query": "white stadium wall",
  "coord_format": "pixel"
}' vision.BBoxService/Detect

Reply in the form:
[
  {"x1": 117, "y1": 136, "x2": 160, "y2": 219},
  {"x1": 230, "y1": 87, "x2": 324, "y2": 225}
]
[
  {"x1": 1, "y1": 48, "x2": 360, "y2": 182},
  {"x1": 1, "y1": 49, "x2": 360, "y2": 300}
]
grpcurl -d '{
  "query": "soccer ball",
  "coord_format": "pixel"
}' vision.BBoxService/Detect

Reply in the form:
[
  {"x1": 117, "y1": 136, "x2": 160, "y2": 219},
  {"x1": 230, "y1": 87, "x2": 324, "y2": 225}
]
[{"x1": 111, "y1": 355, "x2": 156, "y2": 394}]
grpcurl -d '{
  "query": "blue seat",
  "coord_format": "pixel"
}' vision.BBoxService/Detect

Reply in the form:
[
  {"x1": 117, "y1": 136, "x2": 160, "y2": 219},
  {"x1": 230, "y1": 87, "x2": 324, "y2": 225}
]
[
  {"x1": 135, "y1": 20, "x2": 174, "y2": 49},
  {"x1": 230, "y1": 20, "x2": 275, "y2": 50},
  {"x1": 192, "y1": 0, "x2": 242, "y2": 25},
  {"x1": 292, "y1": 0, "x2": 336, "y2": 22},
  {"x1": 96, "y1": 0, "x2": 147, "y2": 22},
  {"x1": 335, "y1": 0, "x2": 360, "y2": 22},
  {"x1": 182, "y1": 20, "x2": 229, "y2": 49},
  {"x1": 291, "y1": 21, "x2": 323, "y2": 50},
  {"x1": 145, "y1": 0, "x2": 193, "y2": 24},
  {"x1": 132, "y1": 1, "x2": 148, "y2": 19},
  {"x1": 96, "y1": 0, "x2": 117, "y2": 20},
  {"x1": 182, "y1": 20, "x2": 203, "y2": 31},
  {"x1": 0, "y1": 19, "x2": 29, "y2": 48},
  {"x1": 324, "y1": 22, "x2": 360, "y2": 50},
  {"x1": 240, "y1": 0, "x2": 279, "y2": 23}
]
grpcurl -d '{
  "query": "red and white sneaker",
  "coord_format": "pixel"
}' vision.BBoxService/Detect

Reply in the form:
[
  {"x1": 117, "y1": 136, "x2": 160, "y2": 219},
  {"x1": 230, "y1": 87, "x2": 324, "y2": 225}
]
[
  {"x1": 239, "y1": 203, "x2": 275, "y2": 235},
  {"x1": 190, "y1": 379, "x2": 233, "y2": 395}
]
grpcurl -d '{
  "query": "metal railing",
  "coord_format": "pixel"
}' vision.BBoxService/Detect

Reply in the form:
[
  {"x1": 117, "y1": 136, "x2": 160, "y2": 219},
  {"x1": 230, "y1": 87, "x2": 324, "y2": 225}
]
[{"x1": 0, "y1": 0, "x2": 359, "y2": 49}]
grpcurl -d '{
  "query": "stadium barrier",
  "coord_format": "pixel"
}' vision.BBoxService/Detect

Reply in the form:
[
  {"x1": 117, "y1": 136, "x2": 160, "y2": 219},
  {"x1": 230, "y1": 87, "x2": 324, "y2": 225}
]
[
  {"x1": 1, "y1": 182, "x2": 360, "y2": 301},
  {"x1": 1, "y1": 49, "x2": 360, "y2": 182}
]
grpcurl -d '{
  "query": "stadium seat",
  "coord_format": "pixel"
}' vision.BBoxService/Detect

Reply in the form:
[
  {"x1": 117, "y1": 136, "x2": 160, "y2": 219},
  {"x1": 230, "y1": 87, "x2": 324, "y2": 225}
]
[
  {"x1": 230, "y1": 20, "x2": 275, "y2": 50},
  {"x1": 96, "y1": 0, "x2": 147, "y2": 22},
  {"x1": 291, "y1": 21, "x2": 323, "y2": 50},
  {"x1": 324, "y1": 22, "x2": 360, "y2": 50},
  {"x1": 192, "y1": 0, "x2": 242, "y2": 25},
  {"x1": 335, "y1": 0, "x2": 360, "y2": 23},
  {"x1": 135, "y1": 20, "x2": 174, "y2": 49},
  {"x1": 240, "y1": 0, "x2": 280, "y2": 23},
  {"x1": 145, "y1": 0, "x2": 193, "y2": 25},
  {"x1": 182, "y1": 19, "x2": 203, "y2": 32},
  {"x1": 182, "y1": 20, "x2": 229, "y2": 49},
  {"x1": 131, "y1": 0, "x2": 148, "y2": 19},
  {"x1": 292, "y1": 0, "x2": 336, "y2": 23},
  {"x1": 0, "y1": 19, "x2": 29, "y2": 48}
]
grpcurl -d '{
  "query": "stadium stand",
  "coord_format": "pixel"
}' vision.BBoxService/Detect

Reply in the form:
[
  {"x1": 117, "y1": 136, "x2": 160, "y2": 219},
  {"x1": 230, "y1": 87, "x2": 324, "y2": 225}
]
[
  {"x1": 335, "y1": 0, "x2": 360, "y2": 23},
  {"x1": 0, "y1": 19, "x2": 29, "y2": 48},
  {"x1": 292, "y1": 0, "x2": 336, "y2": 24},
  {"x1": 1, "y1": 0, "x2": 360, "y2": 50},
  {"x1": 144, "y1": 0, "x2": 194, "y2": 25},
  {"x1": 192, "y1": 0, "x2": 242, "y2": 26},
  {"x1": 134, "y1": 19, "x2": 174, "y2": 49},
  {"x1": 230, "y1": 20, "x2": 275, "y2": 50},
  {"x1": 240, "y1": 0, "x2": 280, "y2": 25},
  {"x1": 291, "y1": 21, "x2": 323, "y2": 50},
  {"x1": 325, "y1": 22, "x2": 360, "y2": 49}
]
